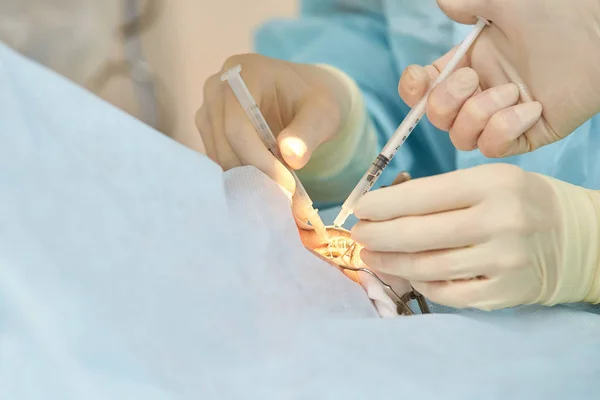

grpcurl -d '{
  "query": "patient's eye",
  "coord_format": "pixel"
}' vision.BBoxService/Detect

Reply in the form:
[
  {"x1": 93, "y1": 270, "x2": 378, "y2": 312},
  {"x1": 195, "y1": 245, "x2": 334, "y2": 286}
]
[
  {"x1": 306, "y1": 227, "x2": 364, "y2": 282},
  {"x1": 301, "y1": 226, "x2": 430, "y2": 315}
]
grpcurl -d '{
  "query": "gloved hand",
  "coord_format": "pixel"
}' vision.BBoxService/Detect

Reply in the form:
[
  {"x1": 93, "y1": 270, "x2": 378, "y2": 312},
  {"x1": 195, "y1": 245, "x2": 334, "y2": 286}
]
[
  {"x1": 398, "y1": 0, "x2": 600, "y2": 157},
  {"x1": 351, "y1": 164, "x2": 600, "y2": 311},
  {"x1": 197, "y1": 54, "x2": 378, "y2": 205}
]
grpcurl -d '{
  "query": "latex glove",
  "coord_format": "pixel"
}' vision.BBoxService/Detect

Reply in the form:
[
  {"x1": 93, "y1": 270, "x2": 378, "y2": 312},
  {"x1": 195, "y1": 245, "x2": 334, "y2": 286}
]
[
  {"x1": 197, "y1": 54, "x2": 377, "y2": 207},
  {"x1": 398, "y1": 0, "x2": 600, "y2": 157},
  {"x1": 351, "y1": 164, "x2": 600, "y2": 311}
]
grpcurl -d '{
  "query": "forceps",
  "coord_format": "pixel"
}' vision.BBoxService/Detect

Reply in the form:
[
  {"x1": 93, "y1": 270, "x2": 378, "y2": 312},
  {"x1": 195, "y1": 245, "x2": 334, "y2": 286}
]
[{"x1": 336, "y1": 256, "x2": 430, "y2": 315}]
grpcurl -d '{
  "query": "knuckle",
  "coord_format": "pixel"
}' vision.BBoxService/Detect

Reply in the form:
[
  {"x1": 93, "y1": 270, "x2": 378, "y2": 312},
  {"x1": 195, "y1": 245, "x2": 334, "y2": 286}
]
[
  {"x1": 462, "y1": 96, "x2": 488, "y2": 124},
  {"x1": 495, "y1": 164, "x2": 528, "y2": 190},
  {"x1": 487, "y1": 111, "x2": 512, "y2": 135},
  {"x1": 480, "y1": 164, "x2": 526, "y2": 189},
  {"x1": 448, "y1": 68, "x2": 478, "y2": 95}
]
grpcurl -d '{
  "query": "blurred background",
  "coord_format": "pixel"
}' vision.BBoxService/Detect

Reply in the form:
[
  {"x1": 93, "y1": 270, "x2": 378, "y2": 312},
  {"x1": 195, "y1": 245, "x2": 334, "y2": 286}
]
[{"x1": 0, "y1": 0, "x2": 297, "y2": 152}]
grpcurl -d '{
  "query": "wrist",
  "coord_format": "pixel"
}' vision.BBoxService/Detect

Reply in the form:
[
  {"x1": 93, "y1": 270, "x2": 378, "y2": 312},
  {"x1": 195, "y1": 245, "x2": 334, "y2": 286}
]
[
  {"x1": 308, "y1": 64, "x2": 364, "y2": 172},
  {"x1": 583, "y1": 190, "x2": 600, "y2": 303},
  {"x1": 539, "y1": 176, "x2": 600, "y2": 305}
]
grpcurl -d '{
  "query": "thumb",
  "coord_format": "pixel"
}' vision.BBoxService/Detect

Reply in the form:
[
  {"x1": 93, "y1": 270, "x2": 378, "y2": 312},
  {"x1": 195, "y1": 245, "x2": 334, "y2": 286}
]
[
  {"x1": 436, "y1": 0, "x2": 493, "y2": 25},
  {"x1": 278, "y1": 99, "x2": 342, "y2": 170}
]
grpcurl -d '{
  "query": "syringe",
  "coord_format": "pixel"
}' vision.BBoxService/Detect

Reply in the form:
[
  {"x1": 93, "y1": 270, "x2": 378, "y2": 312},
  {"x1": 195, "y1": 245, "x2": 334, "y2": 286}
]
[
  {"x1": 221, "y1": 65, "x2": 329, "y2": 240},
  {"x1": 333, "y1": 17, "x2": 490, "y2": 227}
]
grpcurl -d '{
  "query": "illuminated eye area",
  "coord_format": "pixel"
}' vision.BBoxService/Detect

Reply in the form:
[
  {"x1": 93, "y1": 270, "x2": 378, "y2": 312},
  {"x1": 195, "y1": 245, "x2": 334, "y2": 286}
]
[
  {"x1": 309, "y1": 227, "x2": 364, "y2": 282},
  {"x1": 301, "y1": 225, "x2": 429, "y2": 315}
]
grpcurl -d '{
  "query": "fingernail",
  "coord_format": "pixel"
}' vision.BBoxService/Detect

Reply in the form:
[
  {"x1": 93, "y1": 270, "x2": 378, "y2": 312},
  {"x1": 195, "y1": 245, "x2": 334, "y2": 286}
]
[
  {"x1": 406, "y1": 66, "x2": 418, "y2": 85},
  {"x1": 403, "y1": 66, "x2": 424, "y2": 95},
  {"x1": 513, "y1": 101, "x2": 542, "y2": 125},
  {"x1": 280, "y1": 136, "x2": 308, "y2": 167},
  {"x1": 447, "y1": 68, "x2": 479, "y2": 98}
]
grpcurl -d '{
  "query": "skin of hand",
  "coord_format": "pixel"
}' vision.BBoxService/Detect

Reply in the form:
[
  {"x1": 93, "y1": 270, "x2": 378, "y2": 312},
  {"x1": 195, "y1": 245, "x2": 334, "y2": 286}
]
[
  {"x1": 350, "y1": 163, "x2": 567, "y2": 311},
  {"x1": 196, "y1": 54, "x2": 352, "y2": 195},
  {"x1": 398, "y1": 0, "x2": 600, "y2": 157}
]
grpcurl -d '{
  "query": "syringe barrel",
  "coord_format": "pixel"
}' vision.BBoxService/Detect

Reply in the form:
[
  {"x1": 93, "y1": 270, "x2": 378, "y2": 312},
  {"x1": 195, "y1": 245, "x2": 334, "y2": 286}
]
[
  {"x1": 221, "y1": 65, "x2": 254, "y2": 110},
  {"x1": 246, "y1": 104, "x2": 282, "y2": 158},
  {"x1": 334, "y1": 160, "x2": 386, "y2": 226},
  {"x1": 221, "y1": 66, "x2": 282, "y2": 158},
  {"x1": 380, "y1": 94, "x2": 428, "y2": 159}
]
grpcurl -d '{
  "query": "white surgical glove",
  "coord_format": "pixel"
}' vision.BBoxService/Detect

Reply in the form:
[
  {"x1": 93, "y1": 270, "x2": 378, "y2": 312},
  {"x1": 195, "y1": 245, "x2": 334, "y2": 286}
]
[
  {"x1": 351, "y1": 164, "x2": 600, "y2": 311},
  {"x1": 399, "y1": 0, "x2": 600, "y2": 157}
]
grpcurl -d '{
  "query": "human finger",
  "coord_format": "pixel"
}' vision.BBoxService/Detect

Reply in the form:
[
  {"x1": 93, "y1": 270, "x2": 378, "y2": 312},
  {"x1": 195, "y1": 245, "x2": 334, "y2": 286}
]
[
  {"x1": 399, "y1": 46, "x2": 471, "y2": 108},
  {"x1": 477, "y1": 101, "x2": 543, "y2": 158},
  {"x1": 398, "y1": 65, "x2": 431, "y2": 107},
  {"x1": 450, "y1": 83, "x2": 520, "y2": 151},
  {"x1": 352, "y1": 206, "x2": 488, "y2": 253},
  {"x1": 278, "y1": 94, "x2": 344, "y2": 170},
  {"x1": 354, "y1": 169, "x2": 486, "y2": 222},
  {"x1": 426, "y1": 67, "x2": 480, "y2": 131},
  {"x1": 361, "y1": 245, "x2": 495, "y2": 281}
]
